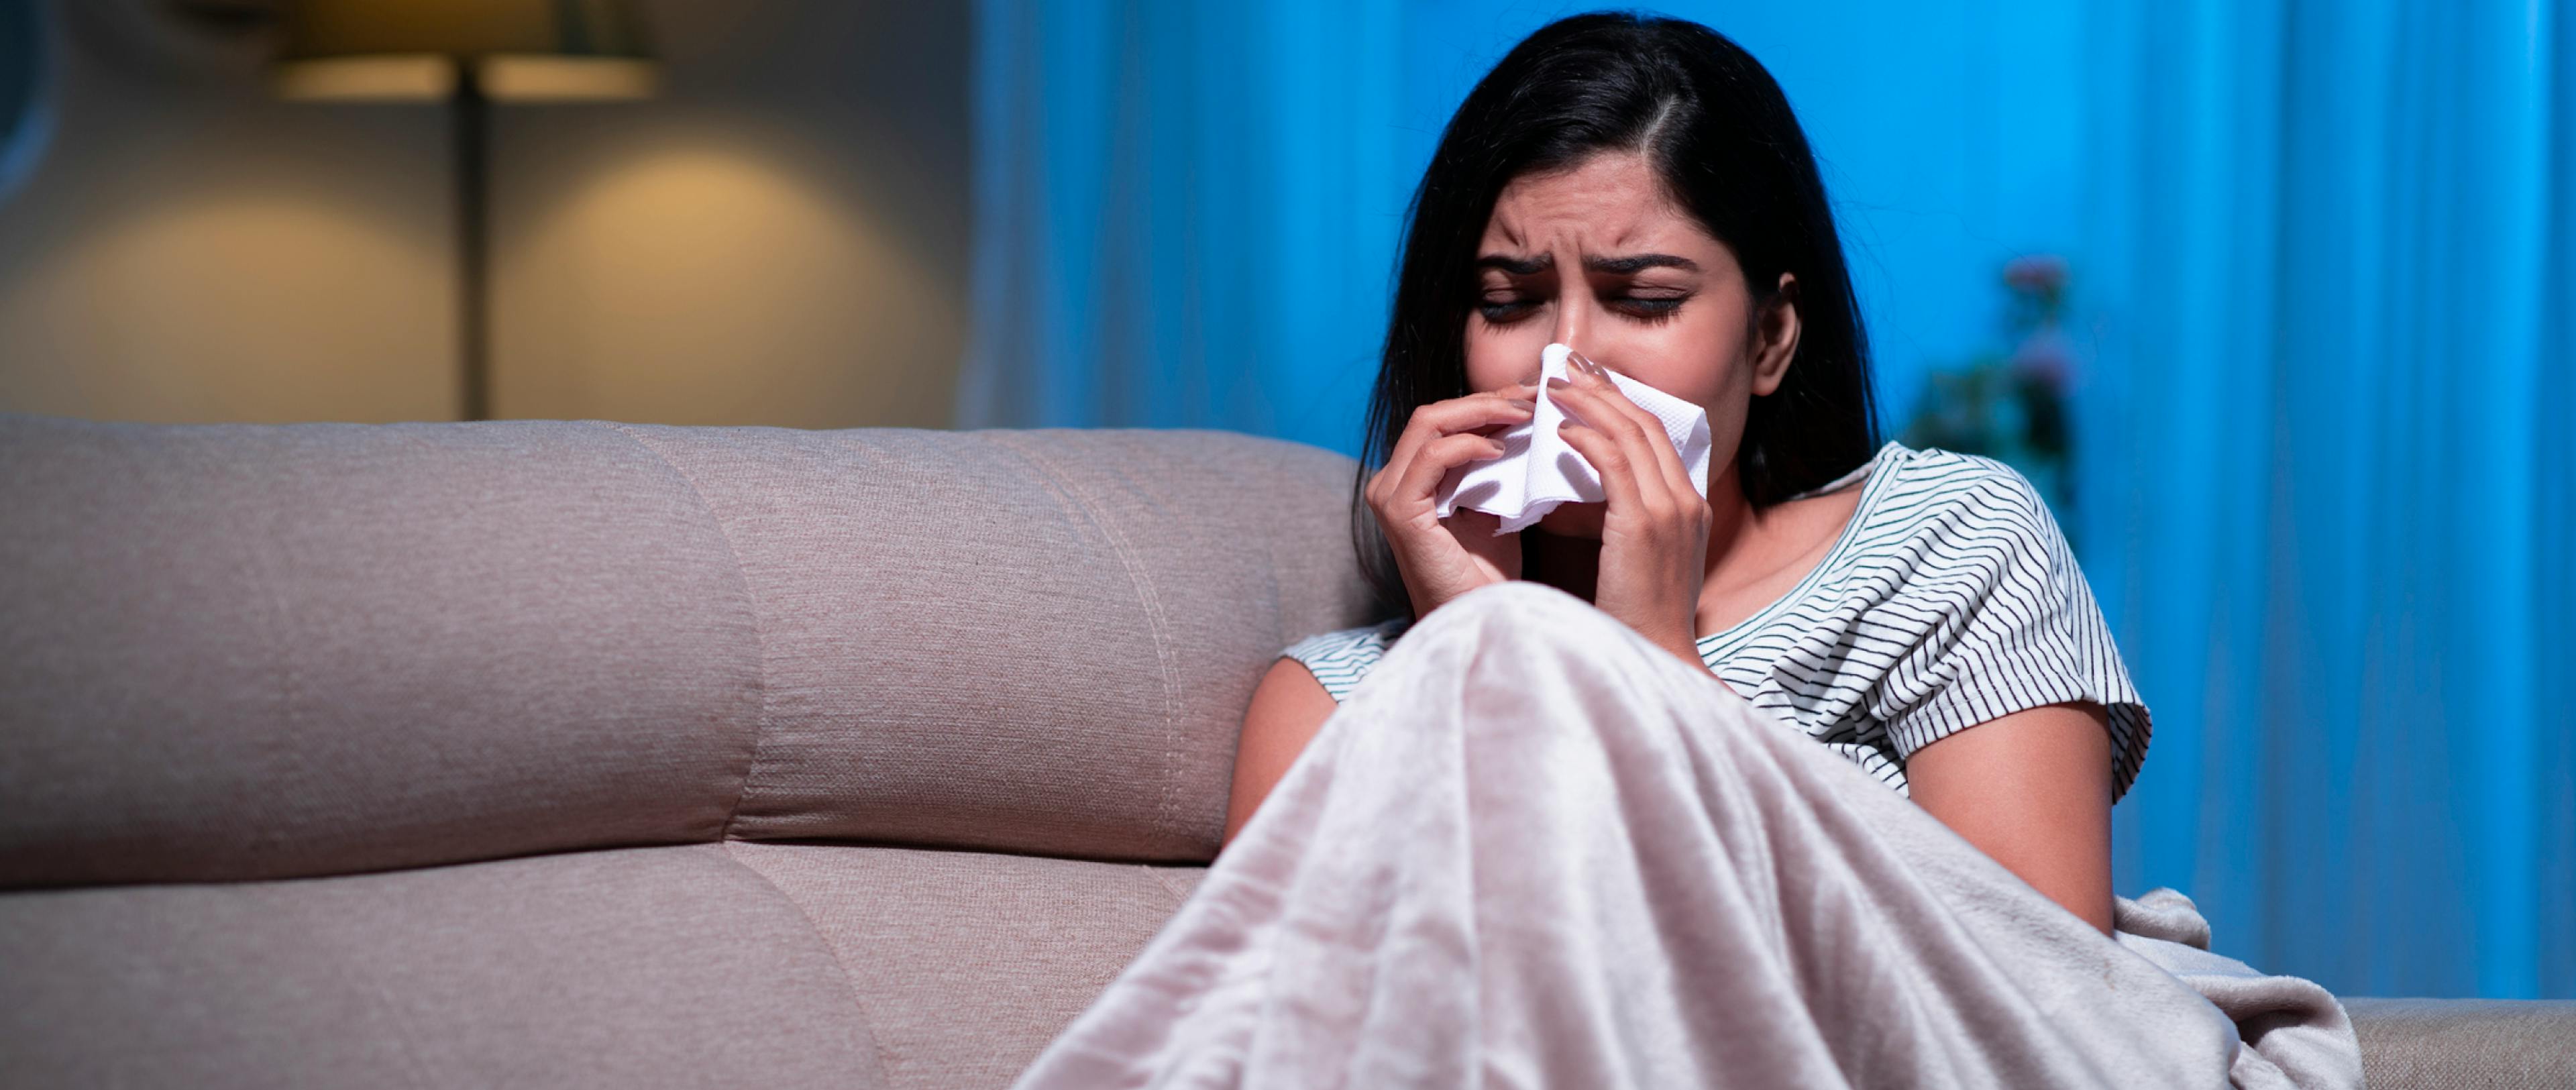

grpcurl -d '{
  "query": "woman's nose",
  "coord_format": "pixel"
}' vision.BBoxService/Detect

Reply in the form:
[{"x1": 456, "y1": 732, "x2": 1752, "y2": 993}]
[{"x1": 1549, "y1": 294, "x2": 1587, "y2": 351}]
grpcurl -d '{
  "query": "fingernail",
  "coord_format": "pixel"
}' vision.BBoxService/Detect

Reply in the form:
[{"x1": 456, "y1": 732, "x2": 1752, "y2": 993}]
[{"x1": 1545, "y1": 377, "x2": 1570, "y2": 390}]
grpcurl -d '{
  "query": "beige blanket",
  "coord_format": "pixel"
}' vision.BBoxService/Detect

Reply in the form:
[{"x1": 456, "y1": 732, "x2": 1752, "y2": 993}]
[{"x1": 1014, "y1": 582, "x2": 2361, "y2": 1089}]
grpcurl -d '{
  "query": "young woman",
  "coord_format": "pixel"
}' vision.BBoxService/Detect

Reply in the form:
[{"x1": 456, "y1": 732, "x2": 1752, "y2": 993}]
[
  {"x1": 1233, "y1": 15, "x2": 2137, "y2": 934},
  {"x1": 1014, "y1": 13, "x2": 2356, "y2": 1088}
]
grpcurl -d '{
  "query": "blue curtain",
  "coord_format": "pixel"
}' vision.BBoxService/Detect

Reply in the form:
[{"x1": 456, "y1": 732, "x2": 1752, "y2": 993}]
[
  {"x1": 966, "y1": 0, "x2": 2574, "y2": 998},
  {"x1": 959, "y1": 0, "x2": 1409, "y2": 452},
  {"x1": 962, "y1": 0, "x2": 2092, "y2": 447},
  {"x1": 2080, "y1": 0, "x2": 2573, "y2": 998}
]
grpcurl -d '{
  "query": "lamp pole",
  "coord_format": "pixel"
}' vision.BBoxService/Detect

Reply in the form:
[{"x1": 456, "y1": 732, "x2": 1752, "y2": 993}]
[
  {"x1": 272, "y1": 1, "x2": 657, "y2": 422},
  {"x1": 452, "y1": 62, "x2": 490, "y2": 422}
]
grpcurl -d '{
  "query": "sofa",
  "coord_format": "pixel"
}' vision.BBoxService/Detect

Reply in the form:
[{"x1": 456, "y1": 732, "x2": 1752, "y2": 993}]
[{"x1": 0, "y1": 413, "x2": 2567, "y2": 1089}]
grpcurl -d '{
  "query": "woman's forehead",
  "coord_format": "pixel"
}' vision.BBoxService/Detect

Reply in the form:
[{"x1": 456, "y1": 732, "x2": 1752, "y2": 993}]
[{"x1": 1483, "y1": 154, "x2": 1708, "y2": 254}]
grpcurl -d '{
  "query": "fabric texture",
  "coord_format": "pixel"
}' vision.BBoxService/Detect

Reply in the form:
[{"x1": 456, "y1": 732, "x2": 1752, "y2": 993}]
[
  {"x1": 0, "y1": 844, "x2": 885, "y2": 1089},
  {"x1": 1018, "y1": 582, "x2": 2358, "y2": 1089},
  {"x1": 2341, "y1": 998, "x2": 2576, "y2": 1090},
  {"x1": 605, "y1": 424, "x2": 1377, "y2": 861},
  {"x1": 0, "y1": 415, "x2": 765, "y2": 887},
  {"x1": 1290, "y1": 441, "x2": 2151, "y2": 799},
  {"x1": 2114, "y1": 889, "x2": 2369, "y2": 1089},
  {"x1": 724, "y1": 842, "x2": 1206, "y2": 1089},
  {"x1": 0, "y1": 415, "x2": 1379, "y2": 888}
]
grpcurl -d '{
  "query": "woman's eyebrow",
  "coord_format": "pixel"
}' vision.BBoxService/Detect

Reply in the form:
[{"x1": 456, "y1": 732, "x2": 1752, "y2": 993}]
[
  {"x1": 1476, "y1": 254, "x2": 1552, "y2": 275},
  {"x1": 1472, "y1": 252, "x2": 1701, "y2": 275},
  {"x1": 1582, "y1": 253, "x2": 1700, "y2": 274}
]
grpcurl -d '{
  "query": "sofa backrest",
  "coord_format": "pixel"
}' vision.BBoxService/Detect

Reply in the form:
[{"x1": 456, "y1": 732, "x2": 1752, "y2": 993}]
[{"x1": 0, "y1": 415, "x2": 1382, "y2": 888}]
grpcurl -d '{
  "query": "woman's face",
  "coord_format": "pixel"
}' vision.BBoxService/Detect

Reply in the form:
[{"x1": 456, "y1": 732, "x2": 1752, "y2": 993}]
[{"x1": 1464, "y1": 151, "x2": 1799, "y2": 527}]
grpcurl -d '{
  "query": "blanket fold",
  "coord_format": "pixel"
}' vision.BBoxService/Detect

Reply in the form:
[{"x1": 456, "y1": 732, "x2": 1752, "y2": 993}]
[{"x1": 1014, "y1": 582, "x2": 2360, "y2": 1089}]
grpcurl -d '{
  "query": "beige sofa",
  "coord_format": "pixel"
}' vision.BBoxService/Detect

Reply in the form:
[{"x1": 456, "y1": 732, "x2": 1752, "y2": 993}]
[{"x1": 0, "y1": 413, "x2": 2567, "y2": 1089}]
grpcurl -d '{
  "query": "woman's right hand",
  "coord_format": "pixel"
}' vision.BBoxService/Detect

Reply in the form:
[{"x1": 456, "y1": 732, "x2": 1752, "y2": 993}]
[{"x1": 1364, "y1": 384, "x2": 1538, "y2": 617}]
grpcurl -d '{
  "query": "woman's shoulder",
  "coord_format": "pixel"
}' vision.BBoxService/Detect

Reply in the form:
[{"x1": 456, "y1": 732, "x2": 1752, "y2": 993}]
[
  {"x1": 1843, "y1": 445, "x2": 2148, "y2": 798},
  {"x1": 1792, "y1": 443, "x2": 2086, "y2": 640},
  {"x1": 1833, "y1": 442, "x2": 2070, "y2": 568},
  {"x1": 1283, "y1": 616, "x2": 1409, "y2": 657},
  {"x1": 1282, "y1": 617, "x2": 1411, "y2": 702},
  {"x1": 1858, "y1": 443, "x2": 2055, "y2": 523}
]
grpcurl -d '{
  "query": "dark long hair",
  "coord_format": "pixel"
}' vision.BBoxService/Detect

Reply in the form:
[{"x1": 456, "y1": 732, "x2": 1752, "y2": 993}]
[{"x1": 1354, "y1": 11, "x2": 1880, "y2": 619}]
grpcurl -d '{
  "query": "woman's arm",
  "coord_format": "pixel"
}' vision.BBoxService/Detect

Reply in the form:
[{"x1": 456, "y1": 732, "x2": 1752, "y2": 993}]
[
  {"x1": 1222, "y1": 658, "x2": 1339, "y2": 845},
  {"x1": 1903, "y1": 701, "x2": 2116, "y2": 934}
]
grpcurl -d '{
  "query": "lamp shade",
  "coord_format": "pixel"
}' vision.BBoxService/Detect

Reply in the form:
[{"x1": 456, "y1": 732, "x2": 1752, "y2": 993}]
[{"x1": 274, "y1": 0, "x2": 655, "y2": 101}]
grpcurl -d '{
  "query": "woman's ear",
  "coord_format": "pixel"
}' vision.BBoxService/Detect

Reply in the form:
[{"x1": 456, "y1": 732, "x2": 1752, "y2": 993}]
[{"x1": 1750, "y1": 272, "x2": 1801, "y2": 396}]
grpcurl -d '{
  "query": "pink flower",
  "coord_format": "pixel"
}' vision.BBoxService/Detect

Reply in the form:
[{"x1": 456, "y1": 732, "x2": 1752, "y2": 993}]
[{"x1": 2003, "y1": 254, "x2": 2069, "y2": 295}]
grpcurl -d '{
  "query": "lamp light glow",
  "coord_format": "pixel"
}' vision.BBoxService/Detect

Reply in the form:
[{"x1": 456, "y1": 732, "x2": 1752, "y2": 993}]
[
  {"x1": 271, "y1": 0, "x2": 656, "y2": 103},
  {"x1": 268, "y1": 0, "x2": 657, "y2": 421}
]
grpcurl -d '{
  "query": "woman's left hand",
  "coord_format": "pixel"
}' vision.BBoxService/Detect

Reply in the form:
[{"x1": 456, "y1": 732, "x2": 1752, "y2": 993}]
[{"x1": 1545, "y1": 351, "x2": 1711, "y2": 664}]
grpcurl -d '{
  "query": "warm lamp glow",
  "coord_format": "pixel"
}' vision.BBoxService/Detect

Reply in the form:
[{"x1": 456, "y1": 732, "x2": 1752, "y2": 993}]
[
  {"x1": 273, "y1": 54, "x2": 657, "y2": 103},
  {"x1": 272, "y1": 55, "x2": 455, "y2": 101},
  {"x1": 270, "y1": 0, "x2": 656, "y2": 102},
  {"x1": 479, "y1": 56, "x2": 657, "y2": 101},
  {"x1": 268, "y1": 0, "x2": 657, "y2": 421}
]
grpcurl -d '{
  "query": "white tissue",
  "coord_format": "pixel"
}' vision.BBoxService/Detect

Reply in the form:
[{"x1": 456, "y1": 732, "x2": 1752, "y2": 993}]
[{"x1": 1433, "y1": 343, "x2": 1713, "y2": 534}]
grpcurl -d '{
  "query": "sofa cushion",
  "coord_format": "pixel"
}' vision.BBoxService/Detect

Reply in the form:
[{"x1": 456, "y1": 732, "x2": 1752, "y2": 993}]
[
  {"x1": 722, "y1": 841, "x2": 1205, "y2": 1089},
  {"x1": 0, "y1": 840, "x2": 1206, "y2": 1090},
  {"x1": 0, "y1": 416, "x2": 764, "y2": 887},
  {"x1": 2344, "y1": 997, "x2": 2576, "y2": 1090},
  {"x1": 0, "y1": 843, "x2": 884, "y2": 1089},
  {"x1": 0, "y1": 416, "x2": 1378, "y2": 887},
  {"x1": 611, "y1": 425, "x2": 1377, "y2": 862}
]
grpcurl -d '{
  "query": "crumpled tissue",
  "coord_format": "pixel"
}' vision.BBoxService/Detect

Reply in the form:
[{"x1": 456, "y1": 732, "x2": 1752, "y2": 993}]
[{"x1": 1434, "y1": 343, "x2": 1713, "y2": 534}]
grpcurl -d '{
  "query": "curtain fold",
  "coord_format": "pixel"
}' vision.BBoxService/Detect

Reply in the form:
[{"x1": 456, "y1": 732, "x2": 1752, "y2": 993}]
[
  {"x1": 2080, "y1": 0, "x2": 2572, "y2": 998},
  {"x1": 961, "y1": 0, "x2": 1405, "y2": 452}
]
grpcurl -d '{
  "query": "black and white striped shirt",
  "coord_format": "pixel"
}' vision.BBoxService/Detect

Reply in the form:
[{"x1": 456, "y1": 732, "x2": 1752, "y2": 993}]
[{"x1": 1285, "y1": 442, "x2": 2151, "y2": 800}]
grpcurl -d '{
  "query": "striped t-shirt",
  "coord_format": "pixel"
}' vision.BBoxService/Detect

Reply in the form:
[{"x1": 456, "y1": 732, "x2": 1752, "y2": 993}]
[{"x1": 1285, "y1": 442, "x2": 2151, "y2": 800}]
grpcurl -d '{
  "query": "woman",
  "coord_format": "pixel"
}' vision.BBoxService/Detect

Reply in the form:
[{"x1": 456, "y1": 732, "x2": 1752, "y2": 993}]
[
  {"x1": 1240, "y1": 11, "x2": 2134, "y2": 932},
  {"x1": 1015, "y1": 13, "x2": 2357, "y2": 1088}
]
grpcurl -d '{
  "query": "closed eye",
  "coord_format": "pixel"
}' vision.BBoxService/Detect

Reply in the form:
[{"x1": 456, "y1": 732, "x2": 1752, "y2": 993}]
[
  {"x1": 1613, "y1": 292, "x2": 1690, "y2": 323},
  {"x1": 1475, "y1": 289, "x2": 1691, "y2": 325},
  {"x1": 1477, "y1": 294, "x2": 1541, "y2": 325}
]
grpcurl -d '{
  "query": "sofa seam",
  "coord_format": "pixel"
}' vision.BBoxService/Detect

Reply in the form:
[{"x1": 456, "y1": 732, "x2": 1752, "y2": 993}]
[
  {"x1": 984, "y1": 431, "x2": 1190, "y2": 849},
  {"x1": 714, "y1": 842, "x2": 896, "y2": 1086},
  {"x1": 1141, "y1": 862, "x2": 1201, "y2": 914},
  {"x1": 592, "y1": 421, "x2": 773, "y2": 842},
  {"x1": 247, "y1": 505, "x2": 311, "y2": 867}
]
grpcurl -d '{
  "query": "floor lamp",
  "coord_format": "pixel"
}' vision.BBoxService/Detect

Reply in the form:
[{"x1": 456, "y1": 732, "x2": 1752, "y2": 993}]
[{"x1": 272, "y1": 0, "x2": 657, "y2": 422}]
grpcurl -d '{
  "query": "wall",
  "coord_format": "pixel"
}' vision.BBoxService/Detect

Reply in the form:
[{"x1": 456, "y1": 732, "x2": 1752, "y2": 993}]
[
  {"x1": 0, "y1": 1, "x2": 455, "y2": 423},
  {"x1": 490, "y1": 3, "x2": 968, "y2": 428},
  {"x1": 0, "y1": 0, "x2": 969, "y2": 428}
]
